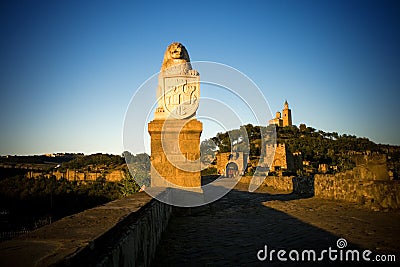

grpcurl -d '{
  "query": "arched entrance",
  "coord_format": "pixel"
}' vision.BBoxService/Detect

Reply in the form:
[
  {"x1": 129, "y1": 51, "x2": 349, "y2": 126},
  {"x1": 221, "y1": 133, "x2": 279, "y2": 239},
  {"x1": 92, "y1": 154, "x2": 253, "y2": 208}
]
[{"x1": 226, "y1": 162, "x2": 238, "y2": 178}]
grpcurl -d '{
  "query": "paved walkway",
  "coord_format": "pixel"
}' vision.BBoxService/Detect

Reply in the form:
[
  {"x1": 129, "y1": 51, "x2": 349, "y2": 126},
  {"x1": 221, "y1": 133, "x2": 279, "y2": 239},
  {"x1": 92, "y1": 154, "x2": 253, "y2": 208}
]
[{"x1": 152, "y1": 180, "x2": 400, "y2": 266}]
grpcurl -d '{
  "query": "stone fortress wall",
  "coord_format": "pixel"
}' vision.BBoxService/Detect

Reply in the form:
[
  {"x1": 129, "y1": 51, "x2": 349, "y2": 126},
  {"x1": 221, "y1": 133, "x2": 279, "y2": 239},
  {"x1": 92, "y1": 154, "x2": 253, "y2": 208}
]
[
  {"x1": 265, "y1": 143, "x2": 302, "y2": 173},
  {"x1": 26, "y1": 169, "x2": 126, "y2": 182},
  {"x1": 260, "y1": 153, "x2": 400, "y2": 210}
]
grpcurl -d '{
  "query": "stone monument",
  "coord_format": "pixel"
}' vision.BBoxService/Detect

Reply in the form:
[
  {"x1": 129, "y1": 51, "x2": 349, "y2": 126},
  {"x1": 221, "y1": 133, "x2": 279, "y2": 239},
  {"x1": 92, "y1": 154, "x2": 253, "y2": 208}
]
[{"x1": 148, "y1": 42, "x2": 203, "y2": 192}]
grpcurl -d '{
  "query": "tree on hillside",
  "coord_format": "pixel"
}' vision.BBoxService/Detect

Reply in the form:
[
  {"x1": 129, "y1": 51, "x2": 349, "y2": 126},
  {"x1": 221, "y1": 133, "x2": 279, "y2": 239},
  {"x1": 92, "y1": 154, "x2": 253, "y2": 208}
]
[
  {"x1": 119, "y1": 169, "x2": 141, "y2": 196},
  {"x1": 212, "y1": 132, "x2": 231, "y2": 153},
  {"x1": 200, "y1": 139, "x2": 217, "y2": 164},
  {"x1": 122, "y1": 152, "x2": 150, "y2": 193}
]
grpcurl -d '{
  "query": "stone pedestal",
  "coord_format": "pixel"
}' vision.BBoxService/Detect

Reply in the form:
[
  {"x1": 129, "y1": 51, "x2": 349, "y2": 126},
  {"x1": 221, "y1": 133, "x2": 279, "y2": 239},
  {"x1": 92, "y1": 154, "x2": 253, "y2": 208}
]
[{"x1": 148, "y1": 118, "x2": 202, "y2": 189}]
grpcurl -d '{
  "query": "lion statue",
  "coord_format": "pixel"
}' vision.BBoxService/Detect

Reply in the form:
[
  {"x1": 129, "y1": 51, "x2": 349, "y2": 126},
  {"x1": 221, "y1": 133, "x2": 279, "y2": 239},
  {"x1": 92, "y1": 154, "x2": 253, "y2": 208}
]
[{"x1": 161, "y1": 42, "x2": 198, "y2": 75}]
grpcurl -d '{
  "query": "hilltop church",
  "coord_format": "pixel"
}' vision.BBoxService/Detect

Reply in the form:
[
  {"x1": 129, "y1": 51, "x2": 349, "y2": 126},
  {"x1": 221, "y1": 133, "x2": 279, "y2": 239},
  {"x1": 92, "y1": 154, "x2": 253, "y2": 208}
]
[
  {"x1": 265, "y1": 100, "x2": 302, "y2": 173},
  {"x1": 269, "y1": 100, "x2": 292, "y2": 127}
]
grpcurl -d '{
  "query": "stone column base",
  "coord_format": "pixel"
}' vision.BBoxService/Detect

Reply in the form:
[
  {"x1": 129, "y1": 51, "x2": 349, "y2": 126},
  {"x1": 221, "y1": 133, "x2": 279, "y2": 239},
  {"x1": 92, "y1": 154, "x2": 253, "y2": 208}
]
[{"x1": 148, "y1": 118, "x2": 202, "y2": 190}]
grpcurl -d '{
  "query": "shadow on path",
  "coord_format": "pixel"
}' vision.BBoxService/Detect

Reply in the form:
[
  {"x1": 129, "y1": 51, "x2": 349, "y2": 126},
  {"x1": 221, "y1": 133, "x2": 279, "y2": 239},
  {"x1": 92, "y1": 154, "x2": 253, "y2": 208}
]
[{"x1": 152, "y1": 181, "x2": 390, "y2": 266}]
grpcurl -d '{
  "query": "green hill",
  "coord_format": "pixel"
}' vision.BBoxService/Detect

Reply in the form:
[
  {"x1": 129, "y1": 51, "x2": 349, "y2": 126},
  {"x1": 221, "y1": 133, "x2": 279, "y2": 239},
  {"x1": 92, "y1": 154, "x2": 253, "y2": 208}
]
[{"x1": 207, "y1": 124, "x2": 399, "y2": 178}]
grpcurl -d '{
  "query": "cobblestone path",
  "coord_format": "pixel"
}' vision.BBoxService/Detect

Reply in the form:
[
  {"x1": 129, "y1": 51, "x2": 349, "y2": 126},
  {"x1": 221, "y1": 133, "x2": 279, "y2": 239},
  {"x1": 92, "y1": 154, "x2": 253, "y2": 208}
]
[{"x1": 152, "y1": 180, "x2": 400, "y2": 266}]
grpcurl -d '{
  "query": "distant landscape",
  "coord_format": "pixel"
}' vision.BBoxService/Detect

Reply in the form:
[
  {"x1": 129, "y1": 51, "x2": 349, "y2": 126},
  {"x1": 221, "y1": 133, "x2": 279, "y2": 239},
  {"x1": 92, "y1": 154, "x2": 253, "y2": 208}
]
[
  {"x1": 1, "y1": 123, "x2": 399, "y2": 241},
  {"x1": 0, "y1": 153, "x2": 148, "y2": 240}
]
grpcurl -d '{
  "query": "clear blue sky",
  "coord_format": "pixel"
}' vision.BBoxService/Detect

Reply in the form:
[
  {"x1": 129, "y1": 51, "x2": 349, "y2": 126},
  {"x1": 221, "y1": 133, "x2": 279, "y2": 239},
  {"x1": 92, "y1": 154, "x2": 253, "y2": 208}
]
[{"x1": 1, "y1": 0, "x2": 399, "y2": 155}]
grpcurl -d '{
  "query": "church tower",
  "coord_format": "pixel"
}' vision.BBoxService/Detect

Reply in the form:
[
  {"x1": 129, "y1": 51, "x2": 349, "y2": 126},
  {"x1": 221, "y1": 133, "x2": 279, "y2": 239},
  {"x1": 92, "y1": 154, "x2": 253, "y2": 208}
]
[{"x1": 282, "y1": 100, "x2": 292, "y2": 127}]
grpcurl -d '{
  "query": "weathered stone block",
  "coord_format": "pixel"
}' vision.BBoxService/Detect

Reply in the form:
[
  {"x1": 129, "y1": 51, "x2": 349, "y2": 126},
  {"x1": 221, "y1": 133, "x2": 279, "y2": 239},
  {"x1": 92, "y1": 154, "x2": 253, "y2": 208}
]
[{"x1": 148, "y1": 119, "x2": 202, "y2": 189}]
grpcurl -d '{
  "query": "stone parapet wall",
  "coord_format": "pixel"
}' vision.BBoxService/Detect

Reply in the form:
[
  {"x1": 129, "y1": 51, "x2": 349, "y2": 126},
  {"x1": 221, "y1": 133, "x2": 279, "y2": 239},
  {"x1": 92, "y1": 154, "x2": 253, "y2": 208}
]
[
  {"x1": 255, "y1": 172, "x2": 399, "y2": 210},
  {"x1": 98, "y1": 192, "x2": 172, "y2": 266},
  {"x1": 262, "y1": 176, "x2": 294, "y2": 192},
  {"x1": 0, "y1": 190, "x2": 172, "y2": 267},
  {"x1": 292, "y1": 176, "x2": 314, "y2": 196},
  {"x1": 260, "y1": 176, "x2": 314, "y2": 195},
  {"x1": 314, "y1": 174, "x2": 400, "y2": 210}
]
